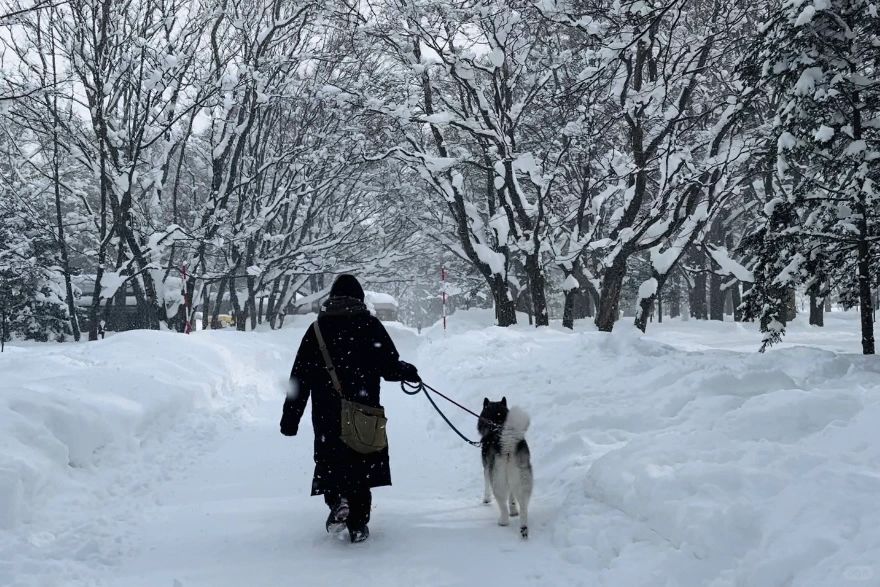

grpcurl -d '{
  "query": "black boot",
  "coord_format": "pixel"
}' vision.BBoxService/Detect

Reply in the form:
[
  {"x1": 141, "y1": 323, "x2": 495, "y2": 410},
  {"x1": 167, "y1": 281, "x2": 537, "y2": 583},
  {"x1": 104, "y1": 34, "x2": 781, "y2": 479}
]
[
  {"x1": 349, "y1": 525, "x2": 370, "y2": 543},
  {"x1": 325, "y1": 498, "x2": 349, "y2": 534},
  {"x1": 345, "y1": 489, "x2": 372, "y2": 543}
]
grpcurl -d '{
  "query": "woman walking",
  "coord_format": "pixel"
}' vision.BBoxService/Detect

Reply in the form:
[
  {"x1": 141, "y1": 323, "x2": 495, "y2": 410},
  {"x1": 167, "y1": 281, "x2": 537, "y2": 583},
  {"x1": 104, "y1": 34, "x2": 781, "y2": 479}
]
[{"x1": 280, "y1": 274, "x2": 420, "y2": 543}]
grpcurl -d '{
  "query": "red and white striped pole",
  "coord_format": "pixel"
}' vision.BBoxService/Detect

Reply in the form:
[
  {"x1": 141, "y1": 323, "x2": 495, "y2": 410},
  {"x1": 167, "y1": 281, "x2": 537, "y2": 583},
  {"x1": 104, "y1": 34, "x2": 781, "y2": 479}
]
[{"x1": 441, "y1": 265, "x2": 447, "y2": 331}]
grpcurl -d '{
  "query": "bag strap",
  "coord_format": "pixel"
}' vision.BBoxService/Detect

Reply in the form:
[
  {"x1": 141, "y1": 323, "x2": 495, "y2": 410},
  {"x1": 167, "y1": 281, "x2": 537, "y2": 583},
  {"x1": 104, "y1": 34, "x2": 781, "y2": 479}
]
[{"x1": 312, "y1": 321, "x2": 344, "y2": 397}]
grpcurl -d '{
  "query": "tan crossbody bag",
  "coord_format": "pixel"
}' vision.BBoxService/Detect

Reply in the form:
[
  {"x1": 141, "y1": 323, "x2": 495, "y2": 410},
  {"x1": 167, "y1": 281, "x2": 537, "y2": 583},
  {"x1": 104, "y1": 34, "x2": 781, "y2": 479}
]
[{"x1": 312, "y1": 322, "x2": 388, "y2": 454}]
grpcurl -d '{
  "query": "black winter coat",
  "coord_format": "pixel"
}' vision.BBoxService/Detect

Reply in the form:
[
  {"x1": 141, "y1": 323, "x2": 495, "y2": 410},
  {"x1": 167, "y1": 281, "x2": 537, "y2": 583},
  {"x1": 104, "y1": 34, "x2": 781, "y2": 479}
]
[{"x1": 282, "y1": 311, "x2": 409, "y2": 496}]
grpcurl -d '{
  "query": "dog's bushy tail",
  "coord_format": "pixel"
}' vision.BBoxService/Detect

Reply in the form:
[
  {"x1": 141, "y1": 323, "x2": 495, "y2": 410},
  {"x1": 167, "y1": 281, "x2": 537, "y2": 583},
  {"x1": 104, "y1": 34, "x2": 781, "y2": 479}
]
[{"x1": 503, "y1": 406, "x2": 530, "y2": 441}]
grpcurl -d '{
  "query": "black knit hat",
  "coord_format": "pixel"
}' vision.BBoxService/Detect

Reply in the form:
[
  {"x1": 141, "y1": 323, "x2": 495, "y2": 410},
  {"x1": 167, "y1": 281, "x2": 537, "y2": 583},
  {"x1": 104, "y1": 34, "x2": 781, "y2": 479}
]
[{"x1": 328, "y1": 274, "x2": 365, "y2": 301}]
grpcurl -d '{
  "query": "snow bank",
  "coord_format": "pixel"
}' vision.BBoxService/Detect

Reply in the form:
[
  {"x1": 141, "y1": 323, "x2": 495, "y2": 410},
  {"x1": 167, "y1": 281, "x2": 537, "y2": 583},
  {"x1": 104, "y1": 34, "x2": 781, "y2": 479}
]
[
  {"x1": 416, "y1": 311, "x2": 880, "y2": 585},
  {"x1": 4, "y1": 309, "x2": 878, "y2": 586},
  {"x1": 642, "y1": 310, "x2": 863, "y2": 354},
  {"x1": 0, "y1": 330, "x2": 289, "y2": 531}
]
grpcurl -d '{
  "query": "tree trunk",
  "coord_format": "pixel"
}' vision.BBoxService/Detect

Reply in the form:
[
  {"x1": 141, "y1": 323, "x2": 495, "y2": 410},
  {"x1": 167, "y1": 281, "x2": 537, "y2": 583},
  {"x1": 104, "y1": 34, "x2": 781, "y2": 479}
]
[
  {"x1": 265, "y1": 277, "x2": 281, "y2": 328},
  {"x1": 691, "y1": 272, "x2": 707, "y2": 319},
  {"x1": 809, "y1": 290, "x2": 824, "y2": 327},
  {"x1": 309, "y1": 274, "x2": 322, "y2": 314},
  {"x1": 141, "y1": 277, "x2": 161, "y2": 330},
  {"x1": 175, "y1": 297, "x2": 187, "y2": 332},
  {"x1": 708, "y1": 220, "x2": 725, "y2": 321},
  {"x1": 489, "y1": 275, "x2": 516, "y2": 327},
  {"x1": 657, "y1": 290, "x2": 663, "y2": 323},
  {"x1": 51, "y1": 110, "x2": 79, "y2": 341},
  {"x1": 114, "y1": 218, "x2": 160, "y2": 330},
  {"x1": 525, "y1": 254, "x2": 548, "y2": 327},
  {"x1": 523, "y1": 286, "x2": 533, "y2": 326},
  {"x1": 857, "y1": 230, "x2": 875, "y2": 354},
  {"x1": 596, "y1": 261, "x2": 626, "y2": 332},
  {"x1": 201, "y1": 283, "x2": 212, "y2": 330},
  {"x1": 211, "y1": 277, "x2": 228, "y2": 329},
  {"x1": 245, "y1": 239, "x2": 258, "y2": 330},
  {"x1": 873, "y1": 289, "x2": 878, "y2": 323},
  {"x1": 853, "y1": 94, "x2": 874, "y2": 353},
  {"x1": 246, "y1": 279, "x2": 258, "y2": 331},
  {"x1": 731, "y1": 282, "x2": 743, "y2": 322},
  {"x1": 185, "y1": 277, "x2": 198, "y2": 333},
  {"x1": 741, "y1": 282, "x2": 753, "y2": 322},
  {"x1": 562, "y1": 288, "x2": 576, "y2": 330},
  {"x1": 635, "y1": 271, "x2": 667, "y2": 333},
  {"x1": 110, "y1": 281, "x2": 127, "y2": 330},
  {"x1": 270, "y1": 275, "x2": 290, "y2": 329},
  {"x1": 709, "y1": 272, "x2": 724, "y2": 320},
  {"x1": 784, "y1": 287, "x2": 797, "y2": 323},
  {"x1": 688, "y1": 246, "x2": 707, "y2": 319},
  {"x1": 128, "y1": 276, "x2": 153, "y2": 330},
  {"x1": 229, "y1": 282, "x2": 246, "y2": 331},
  {"x1": 634, "y1": 295, "x2": 654, "y2": 332},
  {"x1": 670, "y1": 272, "x2": 681, "y2": 318},
  {"x1": 88, "y1": 178, "x2": 111, "y2": 340}
]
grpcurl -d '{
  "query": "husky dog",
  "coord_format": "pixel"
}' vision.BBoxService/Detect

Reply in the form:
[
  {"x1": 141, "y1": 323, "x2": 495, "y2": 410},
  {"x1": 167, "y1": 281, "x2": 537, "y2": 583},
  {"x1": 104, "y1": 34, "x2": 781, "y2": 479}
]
[{"x1": 478, "y1": 397, "x2": 533, "y2": 539}]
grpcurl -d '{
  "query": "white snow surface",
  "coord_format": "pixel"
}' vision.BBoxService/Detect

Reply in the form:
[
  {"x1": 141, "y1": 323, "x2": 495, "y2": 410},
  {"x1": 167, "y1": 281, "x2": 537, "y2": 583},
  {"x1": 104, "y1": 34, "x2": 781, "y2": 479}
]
[{"x1": 2, "y1": 311, "x2": 879, "y2": 586}]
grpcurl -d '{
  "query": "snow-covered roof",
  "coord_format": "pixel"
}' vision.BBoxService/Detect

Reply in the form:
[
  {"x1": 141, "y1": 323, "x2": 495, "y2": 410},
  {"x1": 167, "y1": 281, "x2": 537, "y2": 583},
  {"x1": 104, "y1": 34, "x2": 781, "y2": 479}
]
[{"x1": 364, "y1": 291, "x2": 398, "y2": 308}]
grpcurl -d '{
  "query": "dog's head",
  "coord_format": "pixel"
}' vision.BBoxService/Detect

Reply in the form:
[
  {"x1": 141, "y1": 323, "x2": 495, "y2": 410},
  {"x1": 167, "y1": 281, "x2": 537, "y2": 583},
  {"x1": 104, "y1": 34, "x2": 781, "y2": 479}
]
[{"x1": 478, "y1": 396, "x2": 508, "y2": 437}]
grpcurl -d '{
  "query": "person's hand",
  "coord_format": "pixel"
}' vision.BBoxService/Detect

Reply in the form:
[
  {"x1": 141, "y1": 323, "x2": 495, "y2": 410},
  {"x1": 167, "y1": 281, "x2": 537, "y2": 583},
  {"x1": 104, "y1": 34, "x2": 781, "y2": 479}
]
[
  {"x1": 280, "y1": 414, "x2": 298, "y2": 437},
  {"x1": 399, "y1": 361, "x2": 421, "y2": 383}
]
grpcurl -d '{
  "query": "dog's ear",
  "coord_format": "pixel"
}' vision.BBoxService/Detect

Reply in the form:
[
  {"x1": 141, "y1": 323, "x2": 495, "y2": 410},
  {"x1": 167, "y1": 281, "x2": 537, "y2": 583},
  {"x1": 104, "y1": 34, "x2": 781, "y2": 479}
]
[
  {"x1": 483, "y1": 397, "x2": 489, "y2": 408},
  {"x1": 501, "y1": 396, "x2": 507, "y2": 407}
]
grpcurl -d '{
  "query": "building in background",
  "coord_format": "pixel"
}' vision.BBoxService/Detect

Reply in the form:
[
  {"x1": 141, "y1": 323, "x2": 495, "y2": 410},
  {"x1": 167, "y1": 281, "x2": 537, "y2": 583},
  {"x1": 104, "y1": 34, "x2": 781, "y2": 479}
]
[{"x1": 364, "y1": 291, "x2": 399, "y2": 321}]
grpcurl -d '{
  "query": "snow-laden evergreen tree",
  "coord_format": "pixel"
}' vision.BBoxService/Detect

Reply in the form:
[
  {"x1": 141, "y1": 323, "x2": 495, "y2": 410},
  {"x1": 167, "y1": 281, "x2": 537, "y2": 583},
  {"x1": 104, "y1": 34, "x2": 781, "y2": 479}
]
[
  {"x1": 0, "y1": 186, "x2": 69, "y2": 347},
  {"x1": 738, "y1": 172, "x2": 802, "y2": 351},
  {"x1": 750, "y1": 0, "x2": 879, "y2": 354}
]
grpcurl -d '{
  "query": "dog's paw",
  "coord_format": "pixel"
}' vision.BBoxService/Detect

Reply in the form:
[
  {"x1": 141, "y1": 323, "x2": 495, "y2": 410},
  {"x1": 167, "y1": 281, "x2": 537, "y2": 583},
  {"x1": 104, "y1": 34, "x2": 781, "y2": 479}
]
[
  {"x1": 509, "y1": 508, "x2": 519, "y2": 517},
  {"x1": 520, "y1": 526, "x2": 529, "y2": 539},
  {"x1": 482, "y1": 498, "x2": 491, "y2": 505},
  {"x1": 498, "y1": 518, "x2": 510, "y2": 527}
]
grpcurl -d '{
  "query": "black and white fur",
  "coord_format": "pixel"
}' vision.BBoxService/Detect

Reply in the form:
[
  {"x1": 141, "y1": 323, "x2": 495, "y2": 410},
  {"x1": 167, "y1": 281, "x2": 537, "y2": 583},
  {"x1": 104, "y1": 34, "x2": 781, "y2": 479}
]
[{"x1": 478, "y1": 397, "x2": 533, "y2": 539}]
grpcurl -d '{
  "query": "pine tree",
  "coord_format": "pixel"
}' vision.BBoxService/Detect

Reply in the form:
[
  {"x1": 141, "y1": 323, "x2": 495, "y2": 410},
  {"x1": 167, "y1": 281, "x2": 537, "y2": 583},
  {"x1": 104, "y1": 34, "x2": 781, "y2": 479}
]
[
  {"x1": 750, "y1": 0, "x2": 879, "y2": 353},
  {"x1": 0, "y1": 197, "x2": 69, "y2": 348}
]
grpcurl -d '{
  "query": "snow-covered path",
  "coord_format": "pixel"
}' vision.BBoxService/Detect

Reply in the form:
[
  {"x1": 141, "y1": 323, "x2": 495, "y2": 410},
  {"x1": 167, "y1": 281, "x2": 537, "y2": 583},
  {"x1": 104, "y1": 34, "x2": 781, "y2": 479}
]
[
  {"x1": 105, "y1": 374, "x2": 580, "y2": 587},
  {"x1": 4, "y1": 311, "x2": 880, "y2": 587}
]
